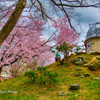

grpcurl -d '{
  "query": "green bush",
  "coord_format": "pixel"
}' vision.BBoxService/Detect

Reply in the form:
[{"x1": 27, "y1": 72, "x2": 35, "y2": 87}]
[
  {"x1": 37, "y1": 67, "x2": 46, "y2": 72},
  {"x1": 24, "y1": 67, "x2": 59, "y2": 86},
  {"x1": 24, "y1": 71, "x2": 37, "y2": 82}
]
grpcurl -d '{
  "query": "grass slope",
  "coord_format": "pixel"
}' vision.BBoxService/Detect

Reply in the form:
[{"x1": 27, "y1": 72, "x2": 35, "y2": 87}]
[{"x1": 0, "y1": 54, "x2": 100, "y2": 100}]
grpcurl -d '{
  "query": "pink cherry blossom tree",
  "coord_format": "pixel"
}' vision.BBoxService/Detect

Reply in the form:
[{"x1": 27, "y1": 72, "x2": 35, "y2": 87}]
[
  {"x1": 50, "y1": 17, "x2": 80, "y2": 47},
  {"x1": 0, "y1": 15, "x2": 55, "y2": 75},
  {"x1": 0, "y1": 15, "x2": 79, "y2": 75}
]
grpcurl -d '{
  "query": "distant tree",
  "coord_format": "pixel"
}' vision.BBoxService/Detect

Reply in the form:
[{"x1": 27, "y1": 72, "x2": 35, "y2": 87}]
[
  {"x1": 74, "y1": 46, "x2": 82, "y2": 53},
  {"x1": 56, "y1": 41, "x2": 73, "y2": 60},
  {"x1": 52, "y1": 17, "x2": 79, "y2": 46}
]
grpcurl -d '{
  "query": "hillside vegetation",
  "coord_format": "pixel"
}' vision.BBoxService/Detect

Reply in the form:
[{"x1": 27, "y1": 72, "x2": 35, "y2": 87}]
[{"x1": 0, "y1": 53, "x2": 100, "y2": 100}]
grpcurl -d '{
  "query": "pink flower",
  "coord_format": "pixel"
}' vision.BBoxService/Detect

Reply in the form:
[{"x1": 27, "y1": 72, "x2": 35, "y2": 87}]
[{"x1": 10, "y1": 75, "x2": 13, "y2": 78}]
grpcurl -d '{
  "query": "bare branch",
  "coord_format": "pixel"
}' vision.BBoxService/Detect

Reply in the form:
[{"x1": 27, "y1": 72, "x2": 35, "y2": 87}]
[{"x1": 51, "y1": 0, "x2": 100, "y2": 7}]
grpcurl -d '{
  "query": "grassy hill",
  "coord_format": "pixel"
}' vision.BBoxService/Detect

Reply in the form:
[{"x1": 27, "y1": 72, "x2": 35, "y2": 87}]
[{"x1": 0, "y1": 53, "x2": 100, "y2": 100}]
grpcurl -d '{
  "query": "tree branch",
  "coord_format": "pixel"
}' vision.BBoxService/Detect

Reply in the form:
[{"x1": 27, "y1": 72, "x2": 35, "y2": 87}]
[
  {"x1": 0, "y1": 0, "x2": 26, "y2": 46},
  {"x1": 51, "y1": 0, "x2": 100, "y2": 7}
]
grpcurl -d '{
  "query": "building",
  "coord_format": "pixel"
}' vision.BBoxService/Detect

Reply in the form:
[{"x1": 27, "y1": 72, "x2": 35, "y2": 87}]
[{"x1": 85, "y1": 22, "x2": 100, "y2": 52}]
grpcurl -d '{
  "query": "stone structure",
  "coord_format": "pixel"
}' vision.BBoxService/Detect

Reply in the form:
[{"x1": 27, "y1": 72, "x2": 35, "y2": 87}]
[{"x1": 85, "y1": 22, "x2": 100, "y2": 52}]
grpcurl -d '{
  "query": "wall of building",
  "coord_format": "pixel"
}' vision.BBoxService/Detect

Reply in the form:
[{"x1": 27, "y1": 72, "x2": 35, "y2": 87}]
[
  {"x1": 91, "y1": 37, "x2": 100, "y2": 52},
  {"x1": 86, "y1": 39, "x2": 91, "y2": 52}
]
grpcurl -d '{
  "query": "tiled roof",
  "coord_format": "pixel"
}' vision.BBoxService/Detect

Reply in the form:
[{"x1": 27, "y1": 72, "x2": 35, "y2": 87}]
[{"x1": 86, "y1": 22, "x2": 100, "y2": 40}]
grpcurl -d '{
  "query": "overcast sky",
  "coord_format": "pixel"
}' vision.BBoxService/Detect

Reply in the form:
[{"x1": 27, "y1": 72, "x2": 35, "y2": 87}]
[{"x1": 74, "y1": 7, "x2": 100, "y2": 42}]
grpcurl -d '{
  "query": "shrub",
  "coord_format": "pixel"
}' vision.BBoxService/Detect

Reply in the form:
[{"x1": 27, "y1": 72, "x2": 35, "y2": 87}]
[
  {"x1": 24, "y1": 71, "x2": 38, "y2": 82},
  {"x1": 37, "y1": 67, "x2": 46, "y2": 72},
  {"x1": 24, "y1": 67, "x2": 59, "y2": 86}
]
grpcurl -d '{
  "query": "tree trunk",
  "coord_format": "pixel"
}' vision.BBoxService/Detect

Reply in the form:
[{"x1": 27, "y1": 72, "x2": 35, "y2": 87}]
[
  {"x1": 0, "y1": 67, "x2": 2, "y2": 75},
  {"x1": 64, "y1": 52, "x2": 67, "y2": 60},
  {"x1": 0, "y1": 0, "x2": 26, "y2": 46}
]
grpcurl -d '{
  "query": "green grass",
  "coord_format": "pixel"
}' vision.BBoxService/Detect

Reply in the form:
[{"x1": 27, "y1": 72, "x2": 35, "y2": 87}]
[{"x1": 0, "y1": 54, "x2": 100, "y2": 100}]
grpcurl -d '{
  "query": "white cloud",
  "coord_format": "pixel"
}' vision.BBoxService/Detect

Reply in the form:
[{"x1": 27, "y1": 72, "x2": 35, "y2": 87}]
[{"x1": 76, "y1": 7, "x2": 100, "y2": 24}]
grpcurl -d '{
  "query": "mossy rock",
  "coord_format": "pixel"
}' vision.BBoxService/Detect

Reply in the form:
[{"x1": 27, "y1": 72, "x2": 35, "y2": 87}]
[
  {"x1": 69, "y1": 84, "x2": 80, "y2": 90},
  {"x1": 96, "y1": 56, "x2": 100, "y2": 60},
  {"x1": 71, "y1": 58, "x2": 77, "y2": 63},
  {"x1": 74, "y1": 73, "x2": 81, "y2": 77},
  {"x1": 75, "y1": 61, "x2": 85, "y2": 65},
  {"x1": 90, "y1": 51, "x2": 100, "y2": 55},
  {"x1": 92, "y1": 77, "x2": 100, "y2": 80},
  {"x1": 83, "y1": 64, "x2": 90, "y2": 67},
  {"x1": 71, "y1": 56, "x2": 87, "y2": 66},
  {"x1": 57, "y1": 91, "x2": 67, "y2": 96},
  {"x1": 83, "y1": 73, "x2": 91, "y2": 77},
  {"x1": 76, "y1": 67, "x2": 82, "y2": 71},
  {"x1": 88, "y1": 62, "x2": 99, "y2": 70}
]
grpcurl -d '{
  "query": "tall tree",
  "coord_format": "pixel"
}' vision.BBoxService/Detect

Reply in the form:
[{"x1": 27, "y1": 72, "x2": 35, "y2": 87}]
[{"x1": 0, "y1": 0, "x2": 26, "y2": 46}]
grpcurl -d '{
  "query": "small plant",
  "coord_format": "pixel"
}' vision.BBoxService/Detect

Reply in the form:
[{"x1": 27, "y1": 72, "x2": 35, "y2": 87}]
[
  {"x1": 56, "y1": 41, "x2": 73, "y2": 64},
  {"x1": 42, "y1": 71, "x2": 59, "y2": 85},
  {"x1": 24, "y1": 71, "x2": 38, "y2": 82},
  {"x1": 74, "y1": 46, "x2": 82, "y2": 53},
  {"x1": 37, "y1": 67, "x2": 46, "y2": 73}
]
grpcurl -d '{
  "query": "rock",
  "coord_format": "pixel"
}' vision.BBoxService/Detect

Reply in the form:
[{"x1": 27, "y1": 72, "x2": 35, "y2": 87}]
[
  {"x1": 88, "y1": 62, "x2": 99, "y2": 70},
  {"x1": 57, "y1": 91, "x2": 67, "y2": 96},
  {"x1": 90, "y1": 51, "x2": 100, "y2": 55},
  {"x1": 83, "y1": 64, "x2": 90, "y2": 67},
  {"x1": 93, "y1": 77, "x2": 100, "y2": 80},
  {"x1": 76, "y1": 67, "x2": 82, "y2": 71},
  {"x1": 75, "y1": 61, "x2": 85, "y2": 65},
  {"x1": 74, "y1": 73, "x2": 81, "y2": 77},
  {"x1": 83, "y1": 73, "x2": 90, "y2": 77},
  {"x1": 84, "y1": 59, "x2": 87, "y2": 63},
  {"x1": 71, "y1": 58, "x2": 77, "y2": 63},
  {"x1": 69, "y1": 84, "x2": 80, "y2": 90},
  {"x1": 81, "y1": 75, "x2": 84, "y2": 78},
  {"x1": 78, "y1": 56, "x2": 83, "y2": 59},
  {"x1": 71, "y1": 56, "x2": 87, "y2": 66},
  {"x1": 96, "y1": 56, "x2": 100, "y2": 60}
]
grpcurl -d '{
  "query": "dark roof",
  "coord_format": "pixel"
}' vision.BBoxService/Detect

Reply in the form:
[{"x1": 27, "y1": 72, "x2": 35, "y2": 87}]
[{"x1": 86, "y1": 22, "x2": 100, "y2": 40}]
